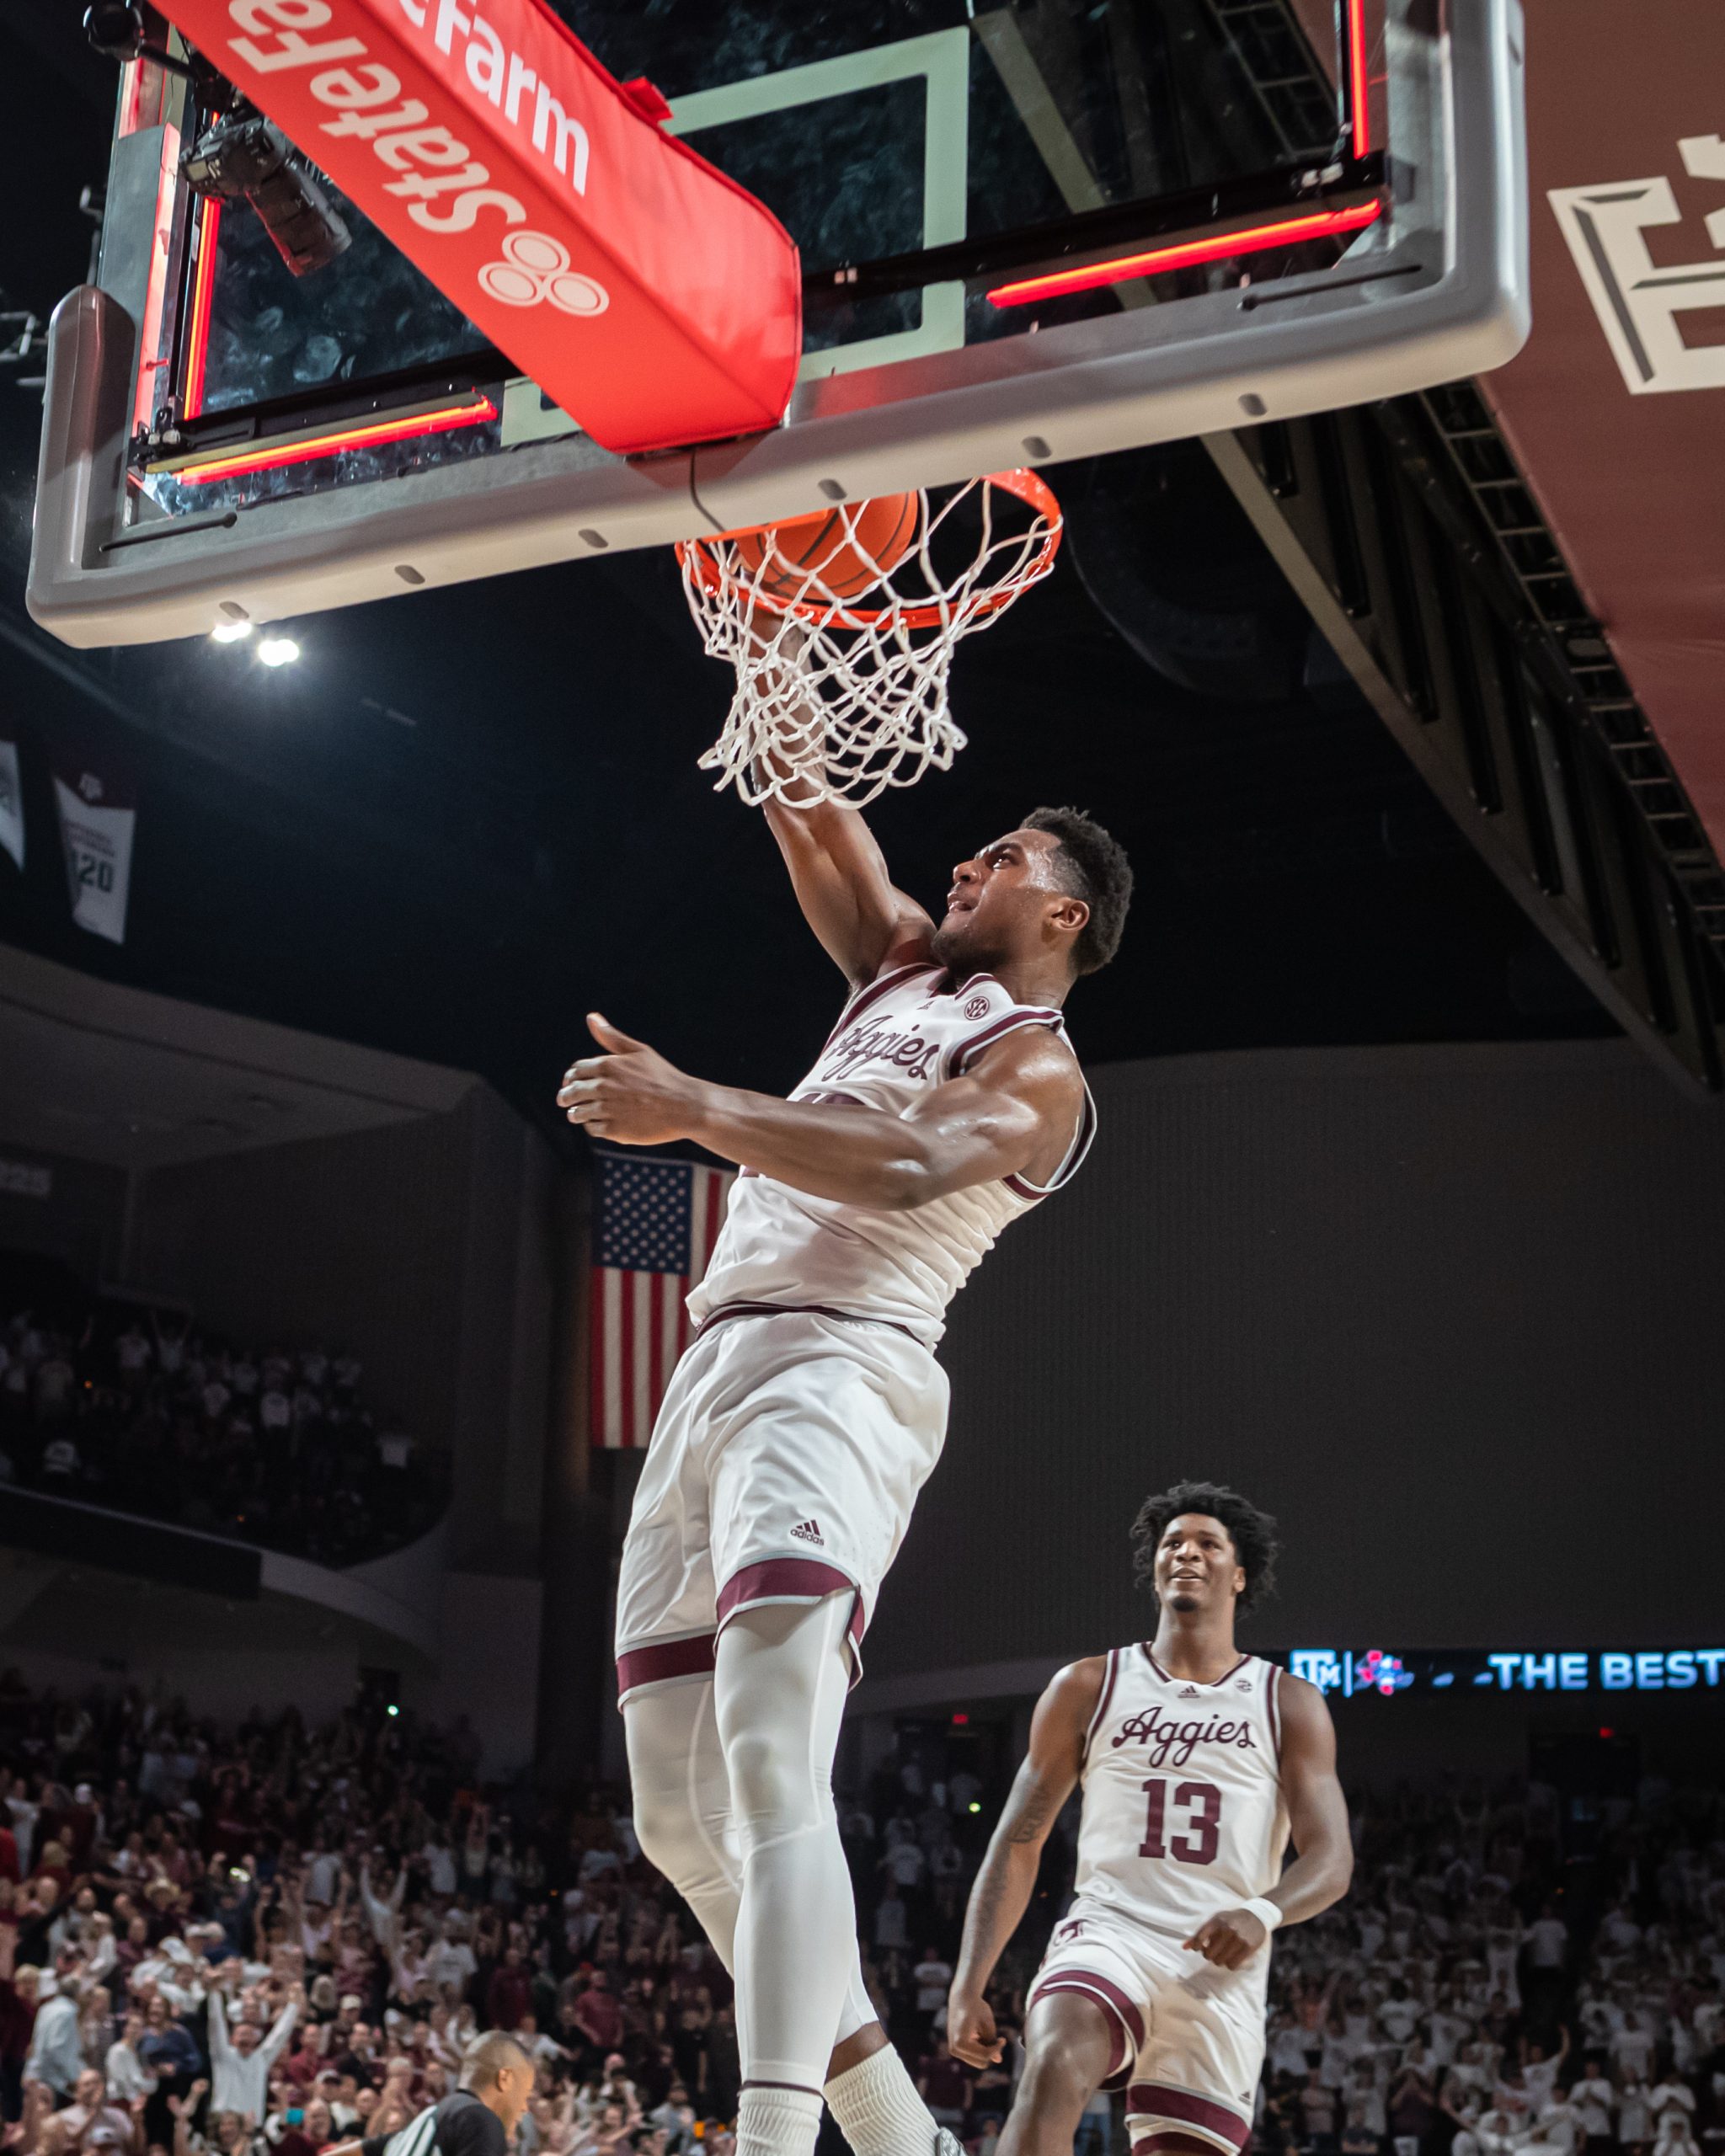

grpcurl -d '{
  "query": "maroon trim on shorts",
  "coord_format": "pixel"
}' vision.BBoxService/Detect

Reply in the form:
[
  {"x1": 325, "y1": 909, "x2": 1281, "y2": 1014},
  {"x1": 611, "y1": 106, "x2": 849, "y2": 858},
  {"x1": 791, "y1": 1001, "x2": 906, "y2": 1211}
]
[
  {"x1": 692, "y1": 1299, "x2": 923, "y2": 1345},
  {"x1": 1133, "y1": 2137, "x2": 1242, "y2": 2156},
  {"x1": 718, "y1": 1559, "x2": 867, "y2": 1650},
  {"x1": 741, "y1": 2081, "x2": 824, "y2": 2098},
  {"x1": 1029, "y1": 1967, "x2": 1145, "y2": 2088},
  {"x1": 1126, "y1": 2087, "x2": 1252, "y2": 2149},
  {"x1": 620, "y1": 1565, "x2": 867, "y2": 1706},
  {"x1": 1082, "y1": 1647, "x2": 1120, "y2": 1769},
  {"x1": 615, "y1": 1632, "x2": 716, "y2": 1701}
]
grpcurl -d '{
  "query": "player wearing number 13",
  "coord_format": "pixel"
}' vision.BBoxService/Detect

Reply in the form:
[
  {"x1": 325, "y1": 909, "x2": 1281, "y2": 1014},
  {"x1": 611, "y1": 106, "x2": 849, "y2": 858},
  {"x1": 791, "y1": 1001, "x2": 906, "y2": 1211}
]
[{"x1": 948, "y1": 1485, "x2": 1353, "y2": 2156}]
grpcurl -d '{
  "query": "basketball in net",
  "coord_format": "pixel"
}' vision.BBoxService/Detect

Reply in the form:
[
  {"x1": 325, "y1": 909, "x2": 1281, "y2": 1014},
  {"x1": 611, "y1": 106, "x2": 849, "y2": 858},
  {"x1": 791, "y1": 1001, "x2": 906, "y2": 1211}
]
[
  {"x1": 677, "y1": 469, "x2": 1062, "y2": 808},
  {"x1": 729, "y1": 494, "x2": 920, "y2": 602}
]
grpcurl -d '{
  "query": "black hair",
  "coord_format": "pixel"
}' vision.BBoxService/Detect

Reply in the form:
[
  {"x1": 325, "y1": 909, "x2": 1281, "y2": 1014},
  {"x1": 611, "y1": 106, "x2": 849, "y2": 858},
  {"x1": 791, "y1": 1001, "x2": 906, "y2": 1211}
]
[
  {"x1": 1022, "y1": 806, "x2": 1133, "y2": 974},
  {"x1": 1129, "y1": 1480, "x2": 1279, "y2": 1614}
]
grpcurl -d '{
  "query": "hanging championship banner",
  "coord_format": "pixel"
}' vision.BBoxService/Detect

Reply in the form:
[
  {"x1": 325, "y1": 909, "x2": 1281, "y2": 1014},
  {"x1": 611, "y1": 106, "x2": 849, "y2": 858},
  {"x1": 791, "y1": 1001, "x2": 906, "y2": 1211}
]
[
  {"x1": 0, "y1": 738, "x2": 22, "y2": 872},
  {"x1": 51, "y1": 747, "x2": 137, "y2": 945}
]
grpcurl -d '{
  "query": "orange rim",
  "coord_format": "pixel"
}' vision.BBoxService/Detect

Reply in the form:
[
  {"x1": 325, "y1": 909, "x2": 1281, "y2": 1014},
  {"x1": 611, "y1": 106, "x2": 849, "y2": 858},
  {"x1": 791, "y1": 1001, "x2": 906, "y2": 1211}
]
[{"x1": 676, "y1": 467, "x2": 1063, "y2": 631}]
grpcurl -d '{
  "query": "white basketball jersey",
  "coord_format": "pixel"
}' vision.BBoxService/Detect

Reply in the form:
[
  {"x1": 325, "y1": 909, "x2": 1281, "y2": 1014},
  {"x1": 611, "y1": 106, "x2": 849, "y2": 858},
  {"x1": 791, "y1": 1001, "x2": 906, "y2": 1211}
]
[
  {"x1": 687, "y1": 961, "x2": 1096, "y2": 1345},
  {"x1": 1074, "y1": 1646, "x2": 1289, "y2": 1952}
]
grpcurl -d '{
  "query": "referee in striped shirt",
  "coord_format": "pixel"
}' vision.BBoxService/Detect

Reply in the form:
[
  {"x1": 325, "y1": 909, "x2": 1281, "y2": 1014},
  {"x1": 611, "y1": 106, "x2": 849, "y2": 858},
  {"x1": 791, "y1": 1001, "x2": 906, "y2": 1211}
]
[{"x1": 331, "y1": 2036, "x2": 535, "y2": 2156}]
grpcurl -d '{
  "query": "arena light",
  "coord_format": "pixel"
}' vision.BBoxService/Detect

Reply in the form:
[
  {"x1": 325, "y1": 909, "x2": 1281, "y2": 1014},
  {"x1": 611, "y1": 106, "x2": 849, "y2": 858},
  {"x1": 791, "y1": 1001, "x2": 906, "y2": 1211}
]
[
  {"x1": 986, "y1": 200, "x2": 1385, "y2": 307},
  {"x1": 209, "y1": 617, "x2": 251, "y2": 643},
  {"x1": 257, "y1": 635, "x2": 300, "y2": 666},
  {"x1": 168, "y1": 393, "x2": 499, "y2": 488}
]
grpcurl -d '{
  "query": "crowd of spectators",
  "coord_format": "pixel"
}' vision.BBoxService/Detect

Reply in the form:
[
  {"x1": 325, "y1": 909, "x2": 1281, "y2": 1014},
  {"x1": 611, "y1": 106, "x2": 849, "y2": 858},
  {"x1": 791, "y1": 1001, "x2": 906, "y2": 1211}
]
[
  {"x1": 2, "y1": 1668, "x2": 1719, "y2": 2156},
  {"x1": 0, "y1": 1283, "x2": 444, "y2": 1566},
  {"x1": 0, "y1": 1674, "x2": 692, "y2": 2156},
  {"x1": 1257, "y1": 1778, "x2": 1725, "y2": 2156},
  {"x1": 0, "y1": 1680, "x2": 1017, "y2": 2156}
]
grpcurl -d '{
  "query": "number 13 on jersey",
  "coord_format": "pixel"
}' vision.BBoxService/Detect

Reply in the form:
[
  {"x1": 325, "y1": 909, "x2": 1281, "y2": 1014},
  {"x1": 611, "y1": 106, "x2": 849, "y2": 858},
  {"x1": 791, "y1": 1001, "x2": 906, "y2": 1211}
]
[{"x1": 1140, "y1": 1777, "x2": 1222, "y2": 1865}]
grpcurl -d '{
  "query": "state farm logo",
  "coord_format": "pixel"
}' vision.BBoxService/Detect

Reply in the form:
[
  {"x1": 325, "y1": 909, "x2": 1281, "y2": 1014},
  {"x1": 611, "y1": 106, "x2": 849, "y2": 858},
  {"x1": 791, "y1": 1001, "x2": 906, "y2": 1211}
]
[
  {"x1": 220, "y1": 0, "x2": 596, "y2": 239},
  {"x1": 480, "y1": 231, "x2": 608, "y2": 316},
  {"x1": 1550, "y1": 133, "x2": 1725, "y2": 395}
]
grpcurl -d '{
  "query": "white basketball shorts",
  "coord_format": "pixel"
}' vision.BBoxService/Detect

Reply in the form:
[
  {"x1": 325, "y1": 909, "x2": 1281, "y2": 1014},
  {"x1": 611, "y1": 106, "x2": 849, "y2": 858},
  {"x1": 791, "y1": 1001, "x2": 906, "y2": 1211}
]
[
  {"x1": 1028, "y1": 1903, "x2": 1268, "y2": 2151},
  {"x1": 613, "y1": 1308, "x2": 949, "y2": 1704}
]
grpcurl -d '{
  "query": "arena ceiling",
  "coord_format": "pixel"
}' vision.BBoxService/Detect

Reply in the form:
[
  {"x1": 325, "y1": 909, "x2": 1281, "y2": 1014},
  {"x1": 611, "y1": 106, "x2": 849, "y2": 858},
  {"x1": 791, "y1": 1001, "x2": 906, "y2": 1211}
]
[{"x1": 0, "y1": 942, "x2": 473, "y2": 1171}]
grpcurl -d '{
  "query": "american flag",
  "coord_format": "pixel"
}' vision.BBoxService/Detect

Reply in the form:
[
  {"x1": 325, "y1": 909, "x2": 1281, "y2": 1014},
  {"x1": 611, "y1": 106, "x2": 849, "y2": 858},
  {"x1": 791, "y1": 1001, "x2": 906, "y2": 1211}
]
[{"x1": 590, "y1": 1150, "x2": 734, "y2": 1449}]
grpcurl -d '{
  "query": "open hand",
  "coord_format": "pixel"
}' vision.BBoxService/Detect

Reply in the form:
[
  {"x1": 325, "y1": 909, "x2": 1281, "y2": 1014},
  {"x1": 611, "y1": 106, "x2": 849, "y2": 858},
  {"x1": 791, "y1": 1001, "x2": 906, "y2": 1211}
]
[
  {"x1": 557, "y1": 1017, "x2": 705, "y2": 1146},
  {"x1": 1183, "y1": 1908, "x2": 1269, "y2": 1968}
]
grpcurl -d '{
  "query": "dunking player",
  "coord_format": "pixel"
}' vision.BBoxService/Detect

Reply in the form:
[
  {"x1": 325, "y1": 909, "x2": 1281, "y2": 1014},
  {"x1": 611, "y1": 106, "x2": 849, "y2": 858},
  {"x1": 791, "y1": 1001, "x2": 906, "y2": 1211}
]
[
  {"x1": 948, "y1": 1483, "x2": 1353, "y2": 2156},
  {"x1": 555, "y1": 794, "x2": 1132, "y2": 2156}
]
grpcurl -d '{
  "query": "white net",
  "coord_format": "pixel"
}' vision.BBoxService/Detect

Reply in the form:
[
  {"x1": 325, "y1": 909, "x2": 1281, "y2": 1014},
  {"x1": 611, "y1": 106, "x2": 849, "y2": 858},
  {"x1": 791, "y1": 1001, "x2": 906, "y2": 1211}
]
[{"x1": 677, "y1": 469, "x2": 1062, "y2": 808}]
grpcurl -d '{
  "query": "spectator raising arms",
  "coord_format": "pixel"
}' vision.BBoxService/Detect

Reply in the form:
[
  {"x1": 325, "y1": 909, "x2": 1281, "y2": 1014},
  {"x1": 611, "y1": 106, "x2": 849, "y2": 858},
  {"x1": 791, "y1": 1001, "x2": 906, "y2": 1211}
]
[{"x1": 2, "y1": 1667, "x2": 1723, "y2": 2156}]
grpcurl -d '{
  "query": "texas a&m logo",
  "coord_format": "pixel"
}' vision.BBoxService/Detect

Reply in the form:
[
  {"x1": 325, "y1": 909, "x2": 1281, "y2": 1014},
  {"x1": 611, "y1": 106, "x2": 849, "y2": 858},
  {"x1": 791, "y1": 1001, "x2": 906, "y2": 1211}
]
[{"x1": 1551, "y1": 134, "x2": 1725, "y2": 395}]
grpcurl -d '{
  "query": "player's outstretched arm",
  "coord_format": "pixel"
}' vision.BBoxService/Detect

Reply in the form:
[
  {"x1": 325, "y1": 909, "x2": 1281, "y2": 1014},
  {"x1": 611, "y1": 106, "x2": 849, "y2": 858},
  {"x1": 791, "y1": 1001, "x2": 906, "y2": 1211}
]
[
  {"x1": 1183, "y1": 1673, "x2": 1353, "y2": 1970},
  {"x1": 763, "y1": 792, "x2": 936, "y2": 988},
  {"x1": 947, "y1": 1657, "x2": 1103, "y2": 2068},
  {"x1": 745, "y1": 626, "x2": 935, "y2": 986},
  {"x1": 558, "y1": 1020, "x2": 1083, "y2": 1209}
]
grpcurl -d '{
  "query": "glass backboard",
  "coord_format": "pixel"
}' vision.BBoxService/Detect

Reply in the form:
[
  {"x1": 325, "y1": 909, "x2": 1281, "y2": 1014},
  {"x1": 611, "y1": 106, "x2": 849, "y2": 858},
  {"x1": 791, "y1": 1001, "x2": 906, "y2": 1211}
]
[{"x1": 28, "y1": 0, "x2": 1527, "y2": 646}]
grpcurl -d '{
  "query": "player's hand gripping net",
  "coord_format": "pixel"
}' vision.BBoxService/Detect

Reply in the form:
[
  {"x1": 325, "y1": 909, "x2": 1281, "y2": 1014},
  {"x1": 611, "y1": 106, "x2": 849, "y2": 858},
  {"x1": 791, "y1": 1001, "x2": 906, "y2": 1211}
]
[{"x1": 677, "y1": 469, "x2": 1062, "y2": 808}]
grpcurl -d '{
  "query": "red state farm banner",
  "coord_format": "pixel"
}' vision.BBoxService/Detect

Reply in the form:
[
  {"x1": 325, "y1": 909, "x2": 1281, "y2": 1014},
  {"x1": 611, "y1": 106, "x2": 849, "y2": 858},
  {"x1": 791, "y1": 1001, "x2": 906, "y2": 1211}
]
[{"x1": 158, "y1": 0, "x2": 802, "y2": 455}]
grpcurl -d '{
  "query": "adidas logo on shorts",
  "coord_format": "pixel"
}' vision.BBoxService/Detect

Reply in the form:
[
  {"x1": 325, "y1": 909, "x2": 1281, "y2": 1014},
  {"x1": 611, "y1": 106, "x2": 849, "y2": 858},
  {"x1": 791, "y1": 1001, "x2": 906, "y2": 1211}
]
[{"x1": 791, "y1": 1518, "x2": 825, "y2": 1545}]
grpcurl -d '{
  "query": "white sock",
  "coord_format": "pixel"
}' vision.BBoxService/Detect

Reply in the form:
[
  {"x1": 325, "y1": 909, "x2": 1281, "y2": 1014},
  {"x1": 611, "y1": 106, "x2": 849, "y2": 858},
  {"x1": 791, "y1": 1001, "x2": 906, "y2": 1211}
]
[
  {"x1": 825, "y1": 2045, "x2": 940, "y2": 2156},
  {"x1": 738, "y1": 2084, "x2": 825, "y2": 2156}
]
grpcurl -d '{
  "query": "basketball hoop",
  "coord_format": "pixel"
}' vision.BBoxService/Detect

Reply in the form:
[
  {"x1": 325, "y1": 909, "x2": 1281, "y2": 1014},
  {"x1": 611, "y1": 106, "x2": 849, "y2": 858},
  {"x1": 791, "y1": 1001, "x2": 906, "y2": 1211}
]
[{"x1": 676, "y1": 468, "x2": 1062, "y2": 808}]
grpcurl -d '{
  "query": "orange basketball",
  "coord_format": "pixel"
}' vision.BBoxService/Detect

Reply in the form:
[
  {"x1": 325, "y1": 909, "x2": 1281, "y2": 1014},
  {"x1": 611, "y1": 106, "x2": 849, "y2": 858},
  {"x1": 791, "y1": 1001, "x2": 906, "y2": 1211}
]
[{"x1": 731, "y1": 491, "x2": 920, "y2": 602}]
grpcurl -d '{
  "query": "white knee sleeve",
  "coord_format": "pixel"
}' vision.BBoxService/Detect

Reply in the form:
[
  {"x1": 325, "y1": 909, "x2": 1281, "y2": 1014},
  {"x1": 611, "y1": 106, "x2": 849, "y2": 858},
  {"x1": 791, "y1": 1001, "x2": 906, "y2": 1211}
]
[
  {"x1": 715, "y1": 1594, "x2": 864, "y2": 2089},
  {"x1": 622, "y1": 1658, "x2": 877, "y2": 2052},
  {"x1": 624, "y1": 1678, "x2": 743, "y2": 1965}
]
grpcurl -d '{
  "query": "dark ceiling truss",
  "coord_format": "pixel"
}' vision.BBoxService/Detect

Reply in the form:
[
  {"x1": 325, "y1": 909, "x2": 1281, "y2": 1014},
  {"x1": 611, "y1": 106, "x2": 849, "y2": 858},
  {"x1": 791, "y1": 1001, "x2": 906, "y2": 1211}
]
[
  {"x1": 1207, "y1": 405, "x2": 1725, "y2": 1093},
  {"x1": 1200, "y1": 0, "x2": 1346, "y2": 160},
  {"x1": 1168, "y1": 0, "x2": 1725, "y2": 1093},
  {"x1": 1415, "y1": 385, "x2": 1725, "y2": 963}
]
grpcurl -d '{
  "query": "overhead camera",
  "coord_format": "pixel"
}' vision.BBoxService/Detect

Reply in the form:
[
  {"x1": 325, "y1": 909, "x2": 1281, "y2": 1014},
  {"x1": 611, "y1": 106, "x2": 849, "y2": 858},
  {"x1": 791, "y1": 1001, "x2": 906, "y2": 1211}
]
[
  {"x1": 83, "y1": 4, "x2": 350, "y2": 279},
  {"x1": 83, "y1": 3, "x2": 147, "y2": 62},
  {"x1": 180, "y1": 110, "x2": 352, "y2": 278},
  {"x1": 83, "y1": 2, "x2": 194, "y2": 77}
]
